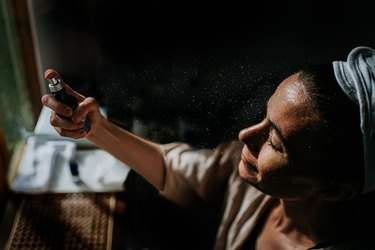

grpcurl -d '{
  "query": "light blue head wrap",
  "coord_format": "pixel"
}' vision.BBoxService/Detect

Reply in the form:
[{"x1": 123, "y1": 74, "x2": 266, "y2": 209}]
[{"x1": 332, "y1": 46, "x2": 375, "y2": 193}]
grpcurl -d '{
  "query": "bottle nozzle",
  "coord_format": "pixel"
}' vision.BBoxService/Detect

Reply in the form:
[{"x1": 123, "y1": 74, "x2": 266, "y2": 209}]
[{"x1": 45, "y1": 69, "x2": 63, "y2": 92}]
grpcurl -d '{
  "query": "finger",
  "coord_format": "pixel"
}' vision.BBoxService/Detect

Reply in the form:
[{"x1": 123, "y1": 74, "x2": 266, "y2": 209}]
[
  {"x1": 44, "y1": 68, "x2": 86, "y2": 102},
  {"x1": 63, "y1": 83, "x2": 86, "y2": 102},
  {"x1": 54, "y1": 126, "x2": 87, "y2": 139},
  {"x1": 41, "y1": 94, "x2": 73, "y2": 117},
  {"x1": 50, "y1": 111, "x2": 84, "y2": 131},
  {"x1": 71, "y1": 97, "x2": 98, "y2": 123}
]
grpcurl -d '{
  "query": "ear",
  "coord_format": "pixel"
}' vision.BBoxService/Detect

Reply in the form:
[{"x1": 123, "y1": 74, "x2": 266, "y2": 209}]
[{"x1": 319, "y1": 182, "x2": 359, "y2": 201}]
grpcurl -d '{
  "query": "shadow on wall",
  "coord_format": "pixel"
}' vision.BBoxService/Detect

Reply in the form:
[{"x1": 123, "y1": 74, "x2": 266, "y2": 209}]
[{"x1": 31, "y1": 0, "x2": 375, "y2": 147}]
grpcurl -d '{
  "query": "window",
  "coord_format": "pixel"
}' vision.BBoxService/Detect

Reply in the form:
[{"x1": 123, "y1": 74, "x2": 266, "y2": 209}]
[{"x1": 0, "y1": 0, "x2": 41, "y2": 158}]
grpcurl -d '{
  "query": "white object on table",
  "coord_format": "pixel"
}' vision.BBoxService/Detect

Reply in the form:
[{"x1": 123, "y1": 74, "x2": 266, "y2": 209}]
[{"x1": 11, "y1": 136, "x2": 131, "y2": 194}]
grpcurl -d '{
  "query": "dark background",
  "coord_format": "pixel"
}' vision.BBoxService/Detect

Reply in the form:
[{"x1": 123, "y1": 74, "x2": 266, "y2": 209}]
[
  {"x1": 32, "y1": 0, "x2": 375, "y2": 148},
  {"x1": 29, "y1": 1, "x2": 375, "y2": 249}
]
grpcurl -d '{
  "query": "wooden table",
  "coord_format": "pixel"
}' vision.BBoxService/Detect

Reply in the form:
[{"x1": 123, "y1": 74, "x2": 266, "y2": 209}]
[{"x1": 0, "y1": 191, "x2": 127, "y2": 250}]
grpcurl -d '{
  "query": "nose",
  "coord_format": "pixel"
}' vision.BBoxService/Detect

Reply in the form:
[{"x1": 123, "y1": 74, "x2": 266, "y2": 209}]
[{"x1": 238, "y1": 119, "x2": 268, "y2": 156}]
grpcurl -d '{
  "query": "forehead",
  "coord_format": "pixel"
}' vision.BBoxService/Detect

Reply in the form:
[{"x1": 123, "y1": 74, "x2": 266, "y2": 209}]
[{"x1": 268, "y1": 74, "x2": 319, "y2": 137}]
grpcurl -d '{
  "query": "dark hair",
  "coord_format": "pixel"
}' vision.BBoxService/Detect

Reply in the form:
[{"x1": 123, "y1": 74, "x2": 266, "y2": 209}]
[{"x1": 297, "y1": 63, "x2": 364, "y2": 192}]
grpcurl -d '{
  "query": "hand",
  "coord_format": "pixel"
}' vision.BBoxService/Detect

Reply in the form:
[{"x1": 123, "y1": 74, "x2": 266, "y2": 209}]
[{"x1": 41, "y1": 69, "x2": 102, "y2": 138}]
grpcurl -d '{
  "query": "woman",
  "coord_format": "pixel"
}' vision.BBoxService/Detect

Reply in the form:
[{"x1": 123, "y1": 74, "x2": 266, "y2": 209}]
[{"x1": 41, "y1": 46, "x2": 375, "y2": 249}]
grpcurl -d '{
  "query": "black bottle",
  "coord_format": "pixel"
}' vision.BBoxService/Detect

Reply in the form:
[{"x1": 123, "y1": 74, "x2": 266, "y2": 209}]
[{"x1": 46, "y1": 70, "x2": 91, "y2": 132}]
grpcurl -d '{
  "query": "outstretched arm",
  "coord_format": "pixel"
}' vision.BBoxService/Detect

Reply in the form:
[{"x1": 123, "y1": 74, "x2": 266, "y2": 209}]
[{"x1": 41, "y1": 69, "x2": 166, "y2": 190}]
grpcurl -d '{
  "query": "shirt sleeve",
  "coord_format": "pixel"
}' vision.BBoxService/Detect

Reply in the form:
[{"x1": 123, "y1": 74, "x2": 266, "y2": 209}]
[{"x1": 159, "y1": 140, "x2": 243, "y2": 208}]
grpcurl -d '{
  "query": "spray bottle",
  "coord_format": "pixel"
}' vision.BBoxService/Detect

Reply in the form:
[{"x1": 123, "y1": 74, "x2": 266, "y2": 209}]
[{"x1": 44, "y1": 69, "x2": 91, "y2": 132}]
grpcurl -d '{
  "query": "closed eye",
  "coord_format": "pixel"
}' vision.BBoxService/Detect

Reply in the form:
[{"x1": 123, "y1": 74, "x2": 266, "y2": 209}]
[{"x1": 267, "y1": 130, "x2": 284, "y2": 153}]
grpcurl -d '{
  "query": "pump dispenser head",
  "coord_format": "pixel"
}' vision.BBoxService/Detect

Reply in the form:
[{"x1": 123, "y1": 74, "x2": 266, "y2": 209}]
[{"x1": 45, "y1": 69, "x2": 64, "y2": 93}]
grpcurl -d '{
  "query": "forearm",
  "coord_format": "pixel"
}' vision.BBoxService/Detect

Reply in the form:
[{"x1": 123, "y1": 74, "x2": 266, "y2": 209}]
[{"x1": 86, "y1": 116, "x2": 166, "y2": 190}]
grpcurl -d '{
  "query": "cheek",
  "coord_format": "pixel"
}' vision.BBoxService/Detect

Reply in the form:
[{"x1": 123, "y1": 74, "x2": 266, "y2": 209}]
[
  {"x1": 239, "y1": 147, "x2": 287, "y2": 186},
  {"x1": 257, "y1": 151, "x2": 315, "y2": 198},
  {"x1": 256, "y1": 149, "x2": 292, "y2": 189},
  {"x1": 257, "y1": 148, "x2": 286, "y2": 175}
]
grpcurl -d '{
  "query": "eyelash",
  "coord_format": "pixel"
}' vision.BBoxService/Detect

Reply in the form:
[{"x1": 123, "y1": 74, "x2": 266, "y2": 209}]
[{"x1": 267, "y1": 130, "x2": 284, "y2": 153}]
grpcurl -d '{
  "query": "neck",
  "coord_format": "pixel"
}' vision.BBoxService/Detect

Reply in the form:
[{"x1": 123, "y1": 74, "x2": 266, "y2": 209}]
[{"x1": 274, "y1": 197, "x2": 349, "y2": 244}]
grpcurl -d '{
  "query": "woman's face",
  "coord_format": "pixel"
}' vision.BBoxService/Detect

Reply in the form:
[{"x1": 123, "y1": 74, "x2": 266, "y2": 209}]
[{"x1": 238, "y1": 73, "x2": 322, "y2": 200}]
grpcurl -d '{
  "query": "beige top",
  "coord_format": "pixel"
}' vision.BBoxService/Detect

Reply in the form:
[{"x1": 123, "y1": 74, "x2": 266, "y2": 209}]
[
  {"x1": 159, "y1": 141, "x2": 375, "y2": 250},
  {"x1": 160, "y1": 141, "x2": 272, "y2": 250}
]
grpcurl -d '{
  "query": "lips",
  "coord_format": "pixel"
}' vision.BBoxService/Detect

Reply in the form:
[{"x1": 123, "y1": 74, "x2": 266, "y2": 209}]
[{"x1": 240, "y1": 152, "x2": 258, "y2": 174}]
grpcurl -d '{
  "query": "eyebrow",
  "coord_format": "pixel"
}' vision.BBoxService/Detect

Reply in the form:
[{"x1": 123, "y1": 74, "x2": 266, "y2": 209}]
[{"x1": 268, "y1": 119, "x2": 288, "y2": 147}]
